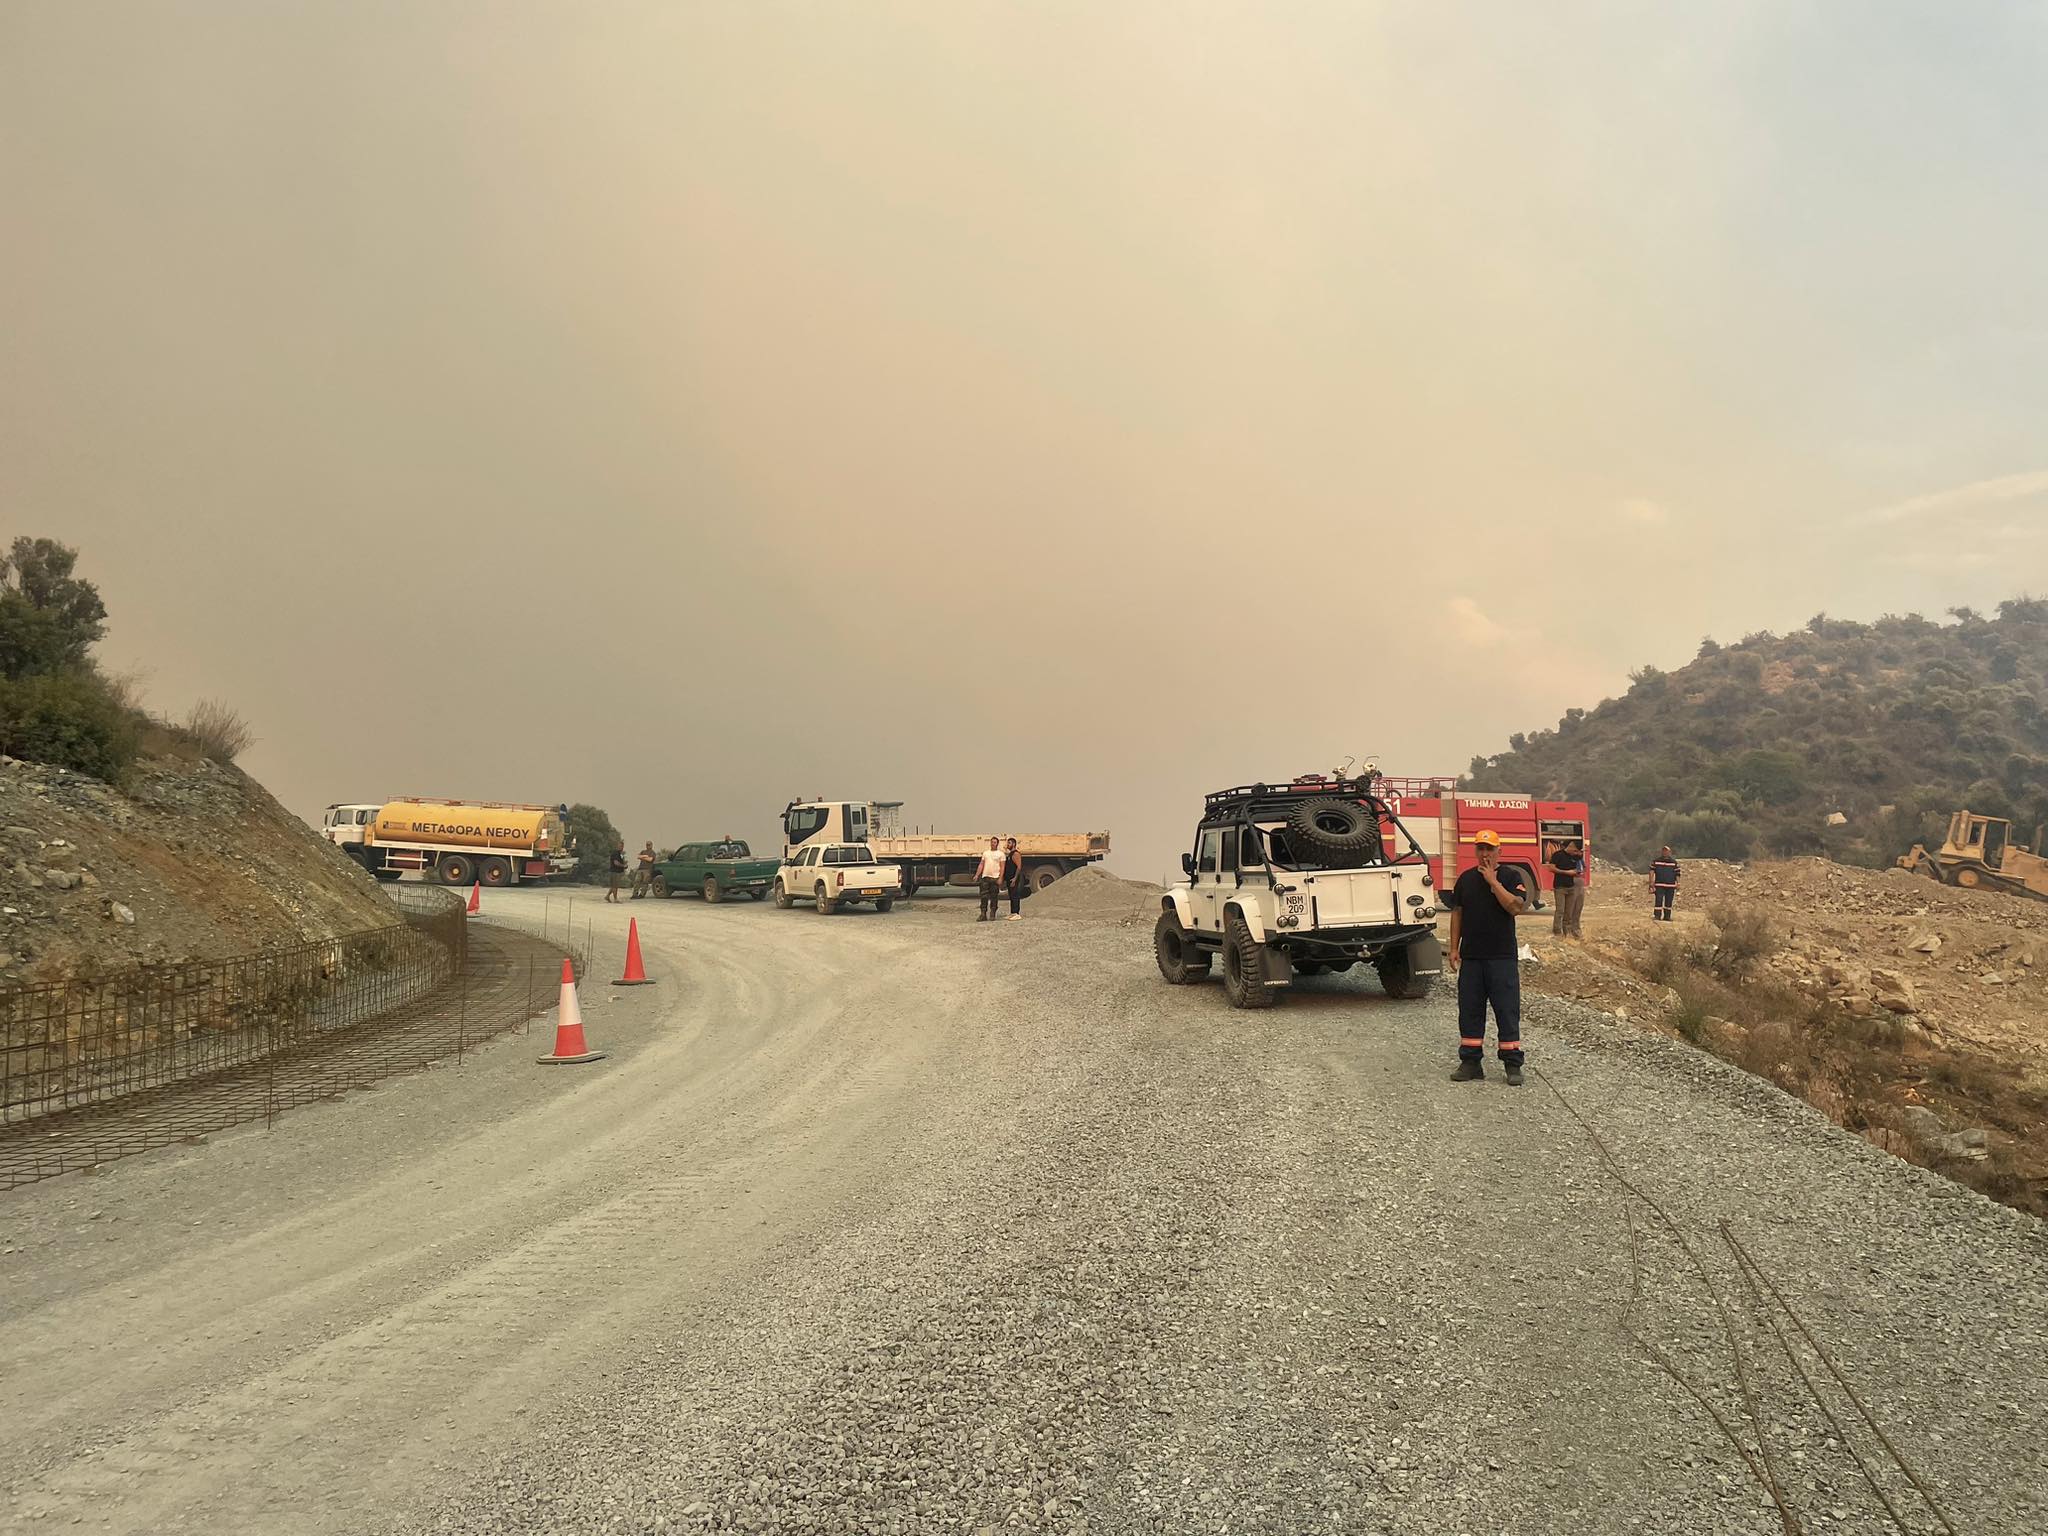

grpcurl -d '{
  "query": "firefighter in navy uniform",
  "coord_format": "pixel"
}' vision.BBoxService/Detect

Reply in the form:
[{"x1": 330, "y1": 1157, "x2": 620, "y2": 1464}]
[
  {"x1": 1445, "y1": 828, "x2": 1530, "y2": 1086},
  {"x1": 1650, "y1": 846, "x2": 1681, "y2": 921}
]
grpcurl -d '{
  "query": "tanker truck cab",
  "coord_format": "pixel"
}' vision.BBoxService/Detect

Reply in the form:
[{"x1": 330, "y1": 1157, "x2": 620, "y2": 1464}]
[{"x1": 322, "y1": 805, "x2": 381, "y2": 849}]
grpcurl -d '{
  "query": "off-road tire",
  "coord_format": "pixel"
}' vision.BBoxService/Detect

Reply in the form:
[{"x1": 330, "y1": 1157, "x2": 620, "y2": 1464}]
[
  {"x1": 750, "y1": 887, "x2": 768, "y2": 901},
  {"x1": 437, "y1": 854, "x2": 475, "y2": 886},
  {"x1": 1285, "y1": 797, "x2": 1384, "y2": 866},
  {"x1": 1376, "y1": 943, "x2": 1435, "y2": 1000},
  {"x1": 478, "y1": 857, "x2": 514, "y2": 888},
  {"x1": 875, "y1": 897, "x2": 894, "y2": 913},
  {"x1": 1221, "y1": 913, "x2": 1277, "y2": 1009},
  {"x1": 772, "y1": 880, "x2": 793, "y2": 909},
  {"x1": 703, "y1": 876, "x2": 723, "y2": 903},
  {"x1": 815, "y1": 882, "x2": 837, "y2": 915},
  {"x1": 1029, "y1": 864, "x2": 1062, "y2": 894},
  {"x1": 651, "y1": 874, "x2": 669, "y2": 898},
  {"x1": 1154, "y1": 910, "x2": 1212, "y2": 984}
]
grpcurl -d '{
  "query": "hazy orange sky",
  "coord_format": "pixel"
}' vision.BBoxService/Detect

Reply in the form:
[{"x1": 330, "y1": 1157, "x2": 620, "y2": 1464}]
[{"x1": 5, "y1": 2, "x2": 2045, "y2": 876}]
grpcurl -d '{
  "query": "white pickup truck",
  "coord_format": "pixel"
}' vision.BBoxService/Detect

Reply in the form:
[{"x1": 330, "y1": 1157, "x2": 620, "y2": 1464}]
[{"x1": 773, "y1": 842, "x2": 902, "y2": 914}]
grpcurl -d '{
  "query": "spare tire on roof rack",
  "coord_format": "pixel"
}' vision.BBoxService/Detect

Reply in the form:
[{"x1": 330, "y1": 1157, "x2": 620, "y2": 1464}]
[{"x1": 1284, "y1": 796, "x2": 1385, "y2": 866}]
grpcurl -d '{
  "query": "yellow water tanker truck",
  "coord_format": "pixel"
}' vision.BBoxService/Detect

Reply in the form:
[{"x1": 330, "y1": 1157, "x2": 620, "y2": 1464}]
[{"x1": 321, "y1": 798, "x2": 576, "y2": 886}]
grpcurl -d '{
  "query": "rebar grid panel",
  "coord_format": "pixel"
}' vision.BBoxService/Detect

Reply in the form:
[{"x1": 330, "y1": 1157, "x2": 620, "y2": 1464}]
[{"x1": 0, "y1": 889, "x2": 583, "y2": 1189}]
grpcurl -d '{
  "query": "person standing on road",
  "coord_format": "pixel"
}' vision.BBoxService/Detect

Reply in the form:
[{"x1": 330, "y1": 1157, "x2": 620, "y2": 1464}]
[
  {"x1": 976, "y1": 837, "x2": 1005, "y2": 922},
  {"x1": 1549, "y1": 838, "x2": 1586, "y2": 941},
  {"x1": 632, "y1": 840, "x2": 656, "y2": 899},
  {"x1": 1650, "y1": 846, "x2": 1681, "y2": 922},
  {"x1": 606, "y1": 842, "x2": 626, "y2": 903},
  {"x1": 1445, "y1": 828, "x2": 1529, "y2": 1086},
  {"x1": 1003, "y1": 838, "x2": 1024, "y2": 920}
]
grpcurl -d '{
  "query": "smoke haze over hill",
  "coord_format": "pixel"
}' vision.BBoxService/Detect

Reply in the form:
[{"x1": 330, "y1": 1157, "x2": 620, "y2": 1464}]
[{"x1": 5, "y1": 3, "x2": 2046, "y2": 877}]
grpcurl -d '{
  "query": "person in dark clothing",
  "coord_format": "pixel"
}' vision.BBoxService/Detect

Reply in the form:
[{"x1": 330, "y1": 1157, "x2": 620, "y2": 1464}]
[
  {"x1": 1003, "y1": 838, "x2": 1025, "y2": 919},
  {"x1": 1650, "y1": 847, "x2": 1681, "y2": 921},
  {"x1": 606, "y1": 843, "x2": 627, "y2": 904},
  {"x1": 1549, "y1": 839, "x2": 1586, "y2": 940},
  {"x1": 1446, "y1": 828, "x2": 1529, "y2": 1085}
]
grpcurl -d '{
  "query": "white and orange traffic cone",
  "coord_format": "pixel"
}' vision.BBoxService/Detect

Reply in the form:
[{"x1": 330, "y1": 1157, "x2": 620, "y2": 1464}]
[
  {"x1": 536, "y1": 957, "x2": 605, "y2": 1065},
  {"x1": 613, "y1": 917, "x2": 653, "y2": 986},
  {"x1": 466, "y1": 881, "x2": 482, "y2": 915}
]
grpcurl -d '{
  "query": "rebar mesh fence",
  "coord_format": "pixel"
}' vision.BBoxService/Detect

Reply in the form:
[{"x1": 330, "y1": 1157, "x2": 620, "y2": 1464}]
[
  {"x1": 0, "y1": 887, "x2": 591, "y2": 1189},
  {"x1": 1, "y1": 887, "x2": 466, "y2": 1127}
]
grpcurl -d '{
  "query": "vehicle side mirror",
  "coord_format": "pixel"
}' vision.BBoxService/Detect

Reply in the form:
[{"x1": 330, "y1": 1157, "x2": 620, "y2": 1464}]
[{"x1": 1181, "y1": 853, "x2": 1195, "y2": 877}]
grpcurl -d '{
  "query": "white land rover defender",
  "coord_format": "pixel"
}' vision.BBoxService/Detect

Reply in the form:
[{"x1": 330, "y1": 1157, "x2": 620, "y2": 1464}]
[{"x1": 1155, "y1": 774, "x2": 1443, "y2": 1008}]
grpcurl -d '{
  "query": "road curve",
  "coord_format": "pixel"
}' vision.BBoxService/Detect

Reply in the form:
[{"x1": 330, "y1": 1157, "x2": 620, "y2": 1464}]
[{"x1": 0, "y1": 889, "x2": 2041, "y2": 1535}]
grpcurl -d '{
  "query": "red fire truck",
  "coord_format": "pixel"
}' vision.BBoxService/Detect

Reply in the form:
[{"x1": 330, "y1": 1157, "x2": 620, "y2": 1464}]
[{"x1": 1374, "y1": 776, "x2": 1592, "y2": 906}]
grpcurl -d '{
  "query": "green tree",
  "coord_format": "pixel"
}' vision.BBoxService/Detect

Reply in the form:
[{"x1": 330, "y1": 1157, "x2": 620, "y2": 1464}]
[
  {"x1": 0, "y1": 537, "x2": 137, "y2": 780},
  {"x1": 0, "y1": 537, "x2": 108, "y2": 679},
  {"x1": 563, "y1": 803, "x2": 623, "y2": 884}
]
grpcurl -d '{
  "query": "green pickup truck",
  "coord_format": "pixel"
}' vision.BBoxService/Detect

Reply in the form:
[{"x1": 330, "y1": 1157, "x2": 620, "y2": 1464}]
[{"x1": 652, "y1": 840, "x2": 781, "y2": 903}]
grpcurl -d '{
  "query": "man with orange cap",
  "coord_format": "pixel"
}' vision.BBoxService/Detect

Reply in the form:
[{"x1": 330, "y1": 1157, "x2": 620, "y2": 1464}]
[{"x1": 1444, "y1": 828, "x2": 1530, "y2": 1086}]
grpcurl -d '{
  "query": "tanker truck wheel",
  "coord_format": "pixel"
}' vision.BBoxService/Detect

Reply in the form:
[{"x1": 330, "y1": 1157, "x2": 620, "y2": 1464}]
[
  {"x1": 438, "y1": 854, "x2": 475, "y2": 886},
  {"x1": 479, "y1": 857, "x2": 513, "y2": 888}
]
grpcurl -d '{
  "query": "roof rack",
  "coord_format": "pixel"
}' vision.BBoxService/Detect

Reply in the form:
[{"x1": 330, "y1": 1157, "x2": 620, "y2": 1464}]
[{"x1": 1201, "y1": 776, "x2": 1389, "y2": 817}]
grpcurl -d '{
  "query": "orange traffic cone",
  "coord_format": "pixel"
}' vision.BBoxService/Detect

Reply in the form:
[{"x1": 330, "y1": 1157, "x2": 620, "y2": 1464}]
[
  {"x1": 613, "y1": 917, "x2": 653, "y2": 986},
  {"x1": 466, "y1": 881, "x2": 481, "y2": 914},
  {"x1": 536, "y1": 957, "x2": 605, "y2": 1065}
]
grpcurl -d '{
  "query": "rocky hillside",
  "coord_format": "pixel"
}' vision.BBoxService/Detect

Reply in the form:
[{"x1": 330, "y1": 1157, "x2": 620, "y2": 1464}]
[
  {"x1": 1465, "y1": 598, "x2": 2048, "y2": 867},
  {"x1": 0, "y1": 749, "x2": 399, "y2": 983}
]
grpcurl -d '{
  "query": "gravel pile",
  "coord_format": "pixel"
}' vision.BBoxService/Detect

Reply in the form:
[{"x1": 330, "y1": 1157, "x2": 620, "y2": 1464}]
[
  {"x1": 1026, "y1": 865, "x2": 1163, "y2": 924},
  {"x1": 409, "y1": 911, "x2": 2046, "y2": 1536}
]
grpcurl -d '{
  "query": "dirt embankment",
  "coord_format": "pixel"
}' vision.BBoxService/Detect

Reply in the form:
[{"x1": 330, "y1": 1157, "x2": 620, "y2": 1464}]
[
  {"x1": 0, "y1": 751, "x2": 398, "y2": 982},
  {"x1": 1523, "y1": 855, "x2": 2048, "y2": 1214}
]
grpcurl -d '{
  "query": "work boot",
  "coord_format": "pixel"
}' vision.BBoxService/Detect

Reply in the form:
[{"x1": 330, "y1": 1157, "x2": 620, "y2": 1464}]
[
  {"x1": 1450, "y1": 1060, "x2": 1484, "y2": 1083},
  {"x1": 1504, "y1": 1065, "x2": 1525, "y2": 1088}
]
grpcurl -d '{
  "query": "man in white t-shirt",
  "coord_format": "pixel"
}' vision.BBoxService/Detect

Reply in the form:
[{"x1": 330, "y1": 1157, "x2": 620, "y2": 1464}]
[{"x1": 976, "y1": 837, "x2": 1006, "y2": 922}]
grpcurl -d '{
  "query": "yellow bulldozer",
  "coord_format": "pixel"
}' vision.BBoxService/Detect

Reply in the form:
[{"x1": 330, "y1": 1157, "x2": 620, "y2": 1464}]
[{"x1": 1896, "y1": 810, "x2": 2048, "y2": 900}]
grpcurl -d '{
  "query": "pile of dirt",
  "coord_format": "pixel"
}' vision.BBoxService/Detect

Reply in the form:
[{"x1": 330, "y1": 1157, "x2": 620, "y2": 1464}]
[
  {"x1": 1522, "y1": 855, "x2": 2048, "y2": 1215},
  {"x1": 0, "y1": 750, "x2": 398, "y2": 982},
  {"x1": 1028, "y1": 865, "x2": 1164, "y2": 925},
  {"x1": 1574, "y1": 856, "x2": 2048, "y2": 1053}
]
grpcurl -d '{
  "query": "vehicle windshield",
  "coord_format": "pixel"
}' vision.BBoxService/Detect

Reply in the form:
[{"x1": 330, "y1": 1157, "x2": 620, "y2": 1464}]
[{"x1": 823, "y1": 845, "x2": 875, "y2": 865}]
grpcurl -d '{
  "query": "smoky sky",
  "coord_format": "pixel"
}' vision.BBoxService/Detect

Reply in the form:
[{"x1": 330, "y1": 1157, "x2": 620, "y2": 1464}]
[{"x1": 5, "y1": 1, "x2": 2046, "y2": 879}]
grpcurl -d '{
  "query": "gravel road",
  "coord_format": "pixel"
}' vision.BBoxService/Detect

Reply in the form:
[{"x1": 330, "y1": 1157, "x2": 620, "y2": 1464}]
[{"x1": 2, "y1": 890, "x2": 2041, "y2": 1535}]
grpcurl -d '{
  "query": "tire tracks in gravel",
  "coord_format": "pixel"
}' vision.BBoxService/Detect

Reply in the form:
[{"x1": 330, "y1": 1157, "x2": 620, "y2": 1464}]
[{"x1": 0, "y1": 897, "x2": 972, "y2": 1535}]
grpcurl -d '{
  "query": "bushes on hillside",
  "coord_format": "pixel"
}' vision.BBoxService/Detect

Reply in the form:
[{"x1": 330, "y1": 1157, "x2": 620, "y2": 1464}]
[
  {"x1": 0, "y1": 668, "x2": 140, "y2": 781},
  {"x1": 183, "y1": 698, "x2": 256, "y2": 763},
  {"x1": 0, "y1": 538, "x2": 141, "y2": 781},
  {"x1": 1468, "y1": 598, "x2": 2048, "y2": 866}
]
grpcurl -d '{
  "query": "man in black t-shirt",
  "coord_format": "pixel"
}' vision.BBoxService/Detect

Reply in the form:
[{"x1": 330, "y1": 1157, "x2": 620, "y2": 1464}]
[
  {"x1": 1548, "y1": 839, "x2": 1586, "y2": 940},
  {"x1": 1445, "y1": 829, "x2": 1529, "y2": 1085}
]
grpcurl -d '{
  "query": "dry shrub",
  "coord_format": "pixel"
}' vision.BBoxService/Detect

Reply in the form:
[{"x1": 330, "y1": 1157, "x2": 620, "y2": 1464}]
[
  {"x1": 183, "y1": 697, "x2": 255, "y2": 763},
  {"x1": 1641, "y1": 932, "x2": 1691, "y2": 984},
  {"x1": 1735, "y1": 1019, "x2": 1799, "y2": 1081},
  {"x1": 1670, "y1": 987, "x2": 1711, "y2": 1044},
  {"x1": 1707, "y1": 901, "x2": 1780, "y2": 975},
  {"x1": 1804, "y1": 1077, "x2": 1849, "y2": 1126}
]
